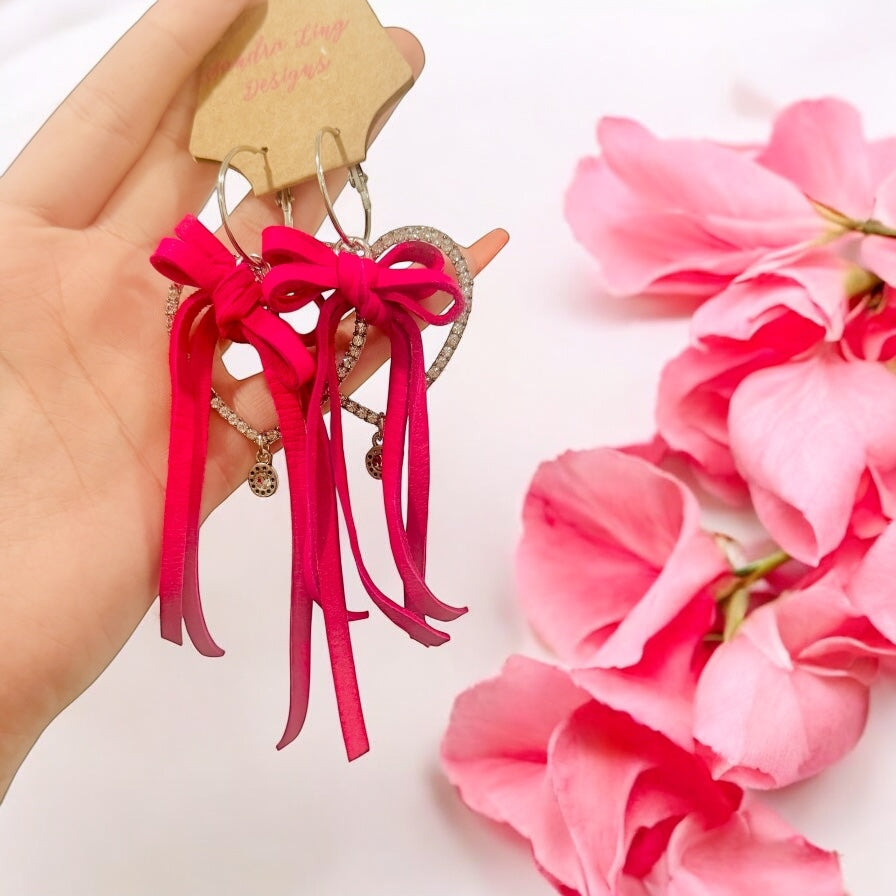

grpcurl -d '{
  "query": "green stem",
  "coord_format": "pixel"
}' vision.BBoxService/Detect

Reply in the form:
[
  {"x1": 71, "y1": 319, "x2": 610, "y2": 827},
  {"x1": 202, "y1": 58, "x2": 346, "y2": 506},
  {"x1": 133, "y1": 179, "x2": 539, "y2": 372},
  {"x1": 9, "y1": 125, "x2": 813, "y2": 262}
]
[
  {"x1": 731, "y1": 549, "x2": 790, "y2": 584},
  {"x1": 731, "y1": 548, "x2": 791, "y2": 580},
  {"x1": 809, "y1": 198, "x2": 896, "y2": 239},
  {"x1": 810, "y1": 198, "x2": 853, "y2": 228},
  {"x1": 717, "y1": 549, "x2": 790, "y2": 603},
  {"x1": 708, "y1": 549, "x2": 790, "y2": 642},
  {"x1": 851, "y1": 218, "x2": 896, "y2": 238}
]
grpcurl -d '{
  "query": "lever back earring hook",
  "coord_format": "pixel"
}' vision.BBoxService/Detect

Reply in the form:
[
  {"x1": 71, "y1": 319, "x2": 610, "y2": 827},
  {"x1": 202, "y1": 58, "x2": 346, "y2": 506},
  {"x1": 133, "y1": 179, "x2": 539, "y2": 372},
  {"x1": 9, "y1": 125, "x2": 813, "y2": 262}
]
[
  {"x1": 315, "y1": 126, "x2": 373, "y2": 249},
  {"x1": 275, "y1": 187, "x2": 294, "y2": 228},
  {"x1": 217, "y1": 146, "x2": 294, "y2": 269},
  {"x1": 217, "y1": 145, "x2": 268, "y2": 266}
]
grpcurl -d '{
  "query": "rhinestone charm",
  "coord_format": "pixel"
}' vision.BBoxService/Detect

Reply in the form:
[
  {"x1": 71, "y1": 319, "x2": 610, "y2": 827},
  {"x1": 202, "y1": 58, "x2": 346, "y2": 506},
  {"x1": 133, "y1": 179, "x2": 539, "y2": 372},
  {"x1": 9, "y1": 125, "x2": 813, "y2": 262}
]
[
  {"x1": 365, "y1": 446, "x2": 383, "y2": 480},
  {"x1": 365, "y1": 421, "x2": 384, "y2": 480},
  {"x1": 248, "y1": 446, "x2": 278, "y2": 498}
]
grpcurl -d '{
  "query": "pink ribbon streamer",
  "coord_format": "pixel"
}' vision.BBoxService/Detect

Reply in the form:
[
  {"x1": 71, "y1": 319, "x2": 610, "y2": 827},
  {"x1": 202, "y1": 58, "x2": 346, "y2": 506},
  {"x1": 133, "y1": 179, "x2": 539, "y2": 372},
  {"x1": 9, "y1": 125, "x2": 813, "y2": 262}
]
[{"x1": 151, "y1": 216, "x2": 467, "y2": 760}]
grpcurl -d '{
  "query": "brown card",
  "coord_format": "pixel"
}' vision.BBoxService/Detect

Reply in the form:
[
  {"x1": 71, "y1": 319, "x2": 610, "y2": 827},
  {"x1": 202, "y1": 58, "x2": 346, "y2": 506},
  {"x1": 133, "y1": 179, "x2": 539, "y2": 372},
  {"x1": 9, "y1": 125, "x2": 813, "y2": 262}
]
[{"x1": 191, "y1": 0, "x2": 413, "y2": 195}]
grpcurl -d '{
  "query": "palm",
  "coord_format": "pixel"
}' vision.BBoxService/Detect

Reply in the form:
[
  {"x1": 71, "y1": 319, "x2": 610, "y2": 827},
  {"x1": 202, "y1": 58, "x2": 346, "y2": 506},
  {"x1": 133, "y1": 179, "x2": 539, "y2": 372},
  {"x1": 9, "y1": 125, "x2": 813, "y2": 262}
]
[
  {"x1": 0, "y1": 212, "x2": 173, "y2": 721},
  {"x1": 0, "y1": 0, "x2": 505, "y2": 794}
]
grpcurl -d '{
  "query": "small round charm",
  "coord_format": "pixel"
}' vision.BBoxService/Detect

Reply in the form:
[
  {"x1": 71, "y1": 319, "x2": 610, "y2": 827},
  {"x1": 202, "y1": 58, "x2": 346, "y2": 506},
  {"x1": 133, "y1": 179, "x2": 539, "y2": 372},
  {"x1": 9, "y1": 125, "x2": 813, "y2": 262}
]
[
  {"x1": 365, "y1": 446, "x2": 383, "y2": 480},
  {"x1": 248, "y1": 462, "x2": 278, "y2": 497}
]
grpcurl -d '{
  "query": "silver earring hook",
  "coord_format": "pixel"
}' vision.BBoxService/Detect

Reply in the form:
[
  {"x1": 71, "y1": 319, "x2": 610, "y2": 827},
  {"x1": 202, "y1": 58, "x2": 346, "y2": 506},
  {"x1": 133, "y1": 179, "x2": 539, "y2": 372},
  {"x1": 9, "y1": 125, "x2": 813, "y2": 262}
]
[
  {"x1": 216, "y1": 145, "x2": 295, "y2": 266},
  {"x1": 275, "y1": 187, "x2": 294, "y2": 228},
  {"x1": 315, "y1": 126, "x2": 372, "y2": 248}
]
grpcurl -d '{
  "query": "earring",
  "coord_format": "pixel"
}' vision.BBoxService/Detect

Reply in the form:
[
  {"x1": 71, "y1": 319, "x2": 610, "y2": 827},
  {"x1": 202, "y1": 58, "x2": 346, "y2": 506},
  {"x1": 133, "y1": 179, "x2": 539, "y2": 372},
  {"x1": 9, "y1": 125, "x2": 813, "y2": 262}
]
[
  {"x1": 261, "y1": 128, "x2": 474, "y2": 752},
  {"x1": 149, "y1": 130, "x2": 477, "y2": 760},
  {"x1": 311, "y1": 126, "x2": 474, "y2": 479}
]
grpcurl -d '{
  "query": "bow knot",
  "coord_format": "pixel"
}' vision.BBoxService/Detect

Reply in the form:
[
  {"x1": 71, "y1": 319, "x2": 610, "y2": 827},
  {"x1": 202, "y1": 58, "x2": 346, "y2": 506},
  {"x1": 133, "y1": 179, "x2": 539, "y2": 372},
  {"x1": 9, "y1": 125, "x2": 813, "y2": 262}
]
[
  {"x1": 261, "y1": 226, "x2": 465, "y2": 332},
  {"x1": 212, "y1": 266, "x2": 264, "y2": 340},
  {"x1": 336, "y1": 252, "x2": 390, "y2": 328},
  {"x1": 151, "y1": 214, "x2": 237, "y2": 295}
]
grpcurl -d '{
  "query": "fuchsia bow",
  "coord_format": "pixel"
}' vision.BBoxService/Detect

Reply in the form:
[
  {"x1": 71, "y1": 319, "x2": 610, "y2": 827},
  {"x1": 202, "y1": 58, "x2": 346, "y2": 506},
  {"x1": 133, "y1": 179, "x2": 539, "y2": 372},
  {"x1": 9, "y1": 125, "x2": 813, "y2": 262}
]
[{"x1": 151, "y1": 216, "x2": 467, "y2": 760}]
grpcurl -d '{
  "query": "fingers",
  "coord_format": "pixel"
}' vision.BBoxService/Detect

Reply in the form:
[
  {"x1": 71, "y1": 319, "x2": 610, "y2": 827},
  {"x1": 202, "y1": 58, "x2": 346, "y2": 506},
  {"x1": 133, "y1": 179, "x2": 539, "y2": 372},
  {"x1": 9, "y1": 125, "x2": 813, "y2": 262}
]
[
  {"x1": 95, "y1": 27, "x2": 424, "y2": 251},
  {"x1": 0, "y1": 0, "x2": 261, "y2": 227},
  {"x1": 96, "y1": 73, "x2": 218, "y2": 247},
  {"x1": 98, "y1": 71, "x2": 273, "y2": 250}
]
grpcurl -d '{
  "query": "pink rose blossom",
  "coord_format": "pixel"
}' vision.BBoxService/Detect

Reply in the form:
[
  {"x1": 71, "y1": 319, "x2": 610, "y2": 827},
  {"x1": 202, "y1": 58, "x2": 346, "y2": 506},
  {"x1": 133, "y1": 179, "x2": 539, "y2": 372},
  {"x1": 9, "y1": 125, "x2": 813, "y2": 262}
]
[
  {"x1": 655, "y1": 286, "x2": 896, "y2": 557},
  {"x1": 658, "y1": 119, "x2": 896, "y2": 554},
  {"x1": 442, "y1": 656, "x2": 845, "y2": 895},
  {"x1": 652, "y1": 247, "x2": 892, "y2": 511},
  {"x1": 443, "y1": 95, "x2": 896, "y2": 895},
  {"x1": 569, "y1": 97, "x2": 896, "y2": 551},
  {"x1": 565, "y1": 118, "x2": 820, "y2": 298},
  {"x1": 517, "y1": 448, "x2": 726, "y2": 667},
  {"x1": 517, "y1": 449, "x2": 725, "y2": 744},
  {"x1": 695, "y1": 539, "x2": 896, "y2": 788},
  {"x1": 729, "y1": 350, "x2": 896, "y2": 562}
]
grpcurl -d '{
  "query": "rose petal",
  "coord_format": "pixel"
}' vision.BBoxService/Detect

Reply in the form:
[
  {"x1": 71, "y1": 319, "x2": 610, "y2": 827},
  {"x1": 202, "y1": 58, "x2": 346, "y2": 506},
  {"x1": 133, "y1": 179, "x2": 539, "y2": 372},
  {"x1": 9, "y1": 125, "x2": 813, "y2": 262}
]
[
  {"x1": 572, "y1": 596, "x2": 716, "y2": 750},
  {"x1": 441, "y1": 656, "x2": 592, "y2": 892},
  {"x1": 860, "y1": 236, "x2": 896, "y2": 288},
  {"x1": 841, "y1": 285, "x2": 896, "y2": 361},
  {"x1": 598, "y1": 118, "x2": 818, "y2": 246},
  {"x1": 549, "y1": 702, "x2": 741, "y2": 892},
  {"x1": 653, "y1": 799, "x2": 845, "y2": 896},
  {"x1": 860, "y1": 169, "x2": 896, "y2": 285},
  {"x1": 694, "y1": 580, "x2": 874, "y2": 788},
  {"x1": 517, "y1": 449, "x2": 726, "y2": 667},
  {"x1": 656, "y1": 343, "x2": 782, "y2": 499},
  {"x1": 869, "y1": 137, "x2": 896, "y2": 187},
  {"x1": 565, "y1": 153, "x2": 755, "y2": 297},
  {"x1": 692, "y1": 248, "x2": 851, "y2": 346},
  {"x1": 846, "y1": 522, "x2": 896, "y2": 642},
  {"x1": 729, "y1": 352, "x2": 896, "y2": 563},
  {"x1": 757, "y1": 98, "x2": 875, "y2": 219}
]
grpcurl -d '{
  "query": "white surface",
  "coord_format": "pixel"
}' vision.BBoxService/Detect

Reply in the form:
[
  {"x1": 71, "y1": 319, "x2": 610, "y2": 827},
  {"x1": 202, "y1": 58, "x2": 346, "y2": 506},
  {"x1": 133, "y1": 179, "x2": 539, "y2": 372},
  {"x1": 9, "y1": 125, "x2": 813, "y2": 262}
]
[{"x1": 2, "y1": 1, "x2": 896, "y2": 893}]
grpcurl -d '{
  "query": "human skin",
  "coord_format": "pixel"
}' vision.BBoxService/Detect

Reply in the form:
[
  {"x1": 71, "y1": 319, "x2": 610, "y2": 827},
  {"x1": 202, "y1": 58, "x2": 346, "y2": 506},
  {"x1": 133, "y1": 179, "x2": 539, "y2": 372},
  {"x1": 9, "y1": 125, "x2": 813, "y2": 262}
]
[{"x1": 0, "y1": 0, "x2": 507, "y2": 799}]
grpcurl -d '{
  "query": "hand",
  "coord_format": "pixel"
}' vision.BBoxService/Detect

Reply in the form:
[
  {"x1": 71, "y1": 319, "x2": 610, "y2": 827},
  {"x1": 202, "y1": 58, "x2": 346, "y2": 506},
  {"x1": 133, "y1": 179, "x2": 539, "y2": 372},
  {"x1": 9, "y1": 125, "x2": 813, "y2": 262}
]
[{"x1": 0, "y1": 0, "x2": 507, "y2": 798}]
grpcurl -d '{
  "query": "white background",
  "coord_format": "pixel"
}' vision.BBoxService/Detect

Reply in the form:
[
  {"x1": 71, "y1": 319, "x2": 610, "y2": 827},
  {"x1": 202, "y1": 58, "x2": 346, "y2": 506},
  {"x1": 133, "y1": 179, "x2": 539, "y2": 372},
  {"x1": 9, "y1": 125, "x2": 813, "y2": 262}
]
[{"x1": 1, "y1": 1, "x2": 896, "y2": 893}]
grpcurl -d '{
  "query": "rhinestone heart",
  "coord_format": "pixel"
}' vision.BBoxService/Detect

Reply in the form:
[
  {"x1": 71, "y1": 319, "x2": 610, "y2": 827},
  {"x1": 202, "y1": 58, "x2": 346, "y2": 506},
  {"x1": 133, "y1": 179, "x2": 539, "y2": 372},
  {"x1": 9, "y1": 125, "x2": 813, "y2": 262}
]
[{"x1": 339, "y1": 225, "x2": 473, "y2": 427}]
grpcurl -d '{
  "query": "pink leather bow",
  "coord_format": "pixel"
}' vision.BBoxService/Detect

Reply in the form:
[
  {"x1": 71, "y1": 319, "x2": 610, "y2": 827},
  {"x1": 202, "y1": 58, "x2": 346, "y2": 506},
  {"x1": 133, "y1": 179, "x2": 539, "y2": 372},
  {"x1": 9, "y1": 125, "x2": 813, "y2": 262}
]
[
  {"x1": 151, "y1": 216, "x2": 302, "y2": 647},
  {"x1": 152, "y1": 216, "x2": 371, "y2": 758},
  {"x1": 151, "y1": 217, "x2": 468, "y2": 761},
  {"x1": 263, "y1": 229, "x2": 468, "y2": 654}
]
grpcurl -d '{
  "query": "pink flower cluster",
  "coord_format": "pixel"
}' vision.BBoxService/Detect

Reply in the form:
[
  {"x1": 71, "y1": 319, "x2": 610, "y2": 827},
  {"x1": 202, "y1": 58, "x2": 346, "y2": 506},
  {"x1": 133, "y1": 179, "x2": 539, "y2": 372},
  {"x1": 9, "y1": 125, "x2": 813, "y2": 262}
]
[
  {"x1": 568, "y1": 98, "x2": 896, "y2": 559},
  {"x1": 441, "y1": 99, "x2": 896, "y2": 893}
]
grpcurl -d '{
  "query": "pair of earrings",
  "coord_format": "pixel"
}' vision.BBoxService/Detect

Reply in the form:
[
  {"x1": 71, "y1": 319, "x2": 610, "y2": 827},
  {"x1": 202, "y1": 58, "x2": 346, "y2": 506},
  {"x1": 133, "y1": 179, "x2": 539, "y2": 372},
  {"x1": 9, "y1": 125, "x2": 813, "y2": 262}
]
[{"x1": 151, "y1": 129, "x2": 474, "y2": 759}]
